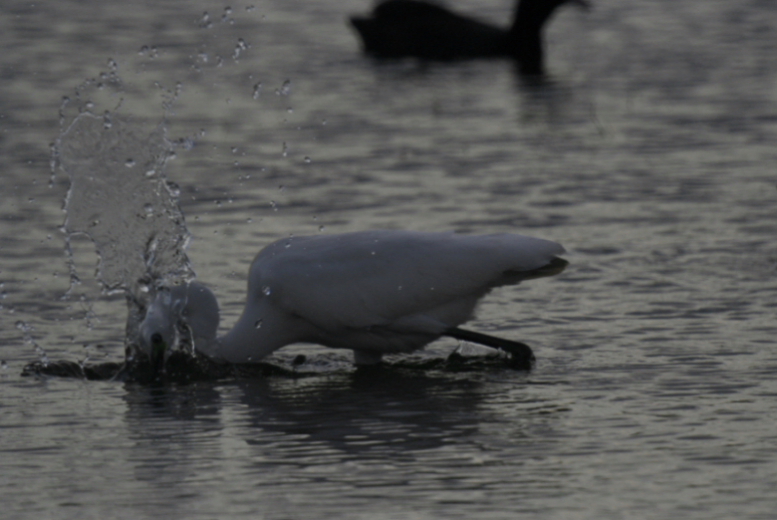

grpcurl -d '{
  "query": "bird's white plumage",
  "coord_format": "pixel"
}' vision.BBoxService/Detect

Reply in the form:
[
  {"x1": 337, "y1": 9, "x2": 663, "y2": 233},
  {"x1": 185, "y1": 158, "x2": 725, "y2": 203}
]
[{"x1": 137, "y1": 230, "x2": 565, "y2": 366}]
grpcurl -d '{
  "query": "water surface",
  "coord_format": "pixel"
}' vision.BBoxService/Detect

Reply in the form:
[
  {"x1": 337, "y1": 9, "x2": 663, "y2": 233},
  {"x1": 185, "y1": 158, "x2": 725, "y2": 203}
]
[{"x1": 1, "y1": 1, "x2": 776, "y2": 518}]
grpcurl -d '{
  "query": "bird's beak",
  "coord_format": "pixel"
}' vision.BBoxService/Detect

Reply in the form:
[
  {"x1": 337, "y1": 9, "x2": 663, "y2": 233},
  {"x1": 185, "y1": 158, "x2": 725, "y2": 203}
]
[{"x1": 150, "y1": 332, "x2": 168, "y2": 377}]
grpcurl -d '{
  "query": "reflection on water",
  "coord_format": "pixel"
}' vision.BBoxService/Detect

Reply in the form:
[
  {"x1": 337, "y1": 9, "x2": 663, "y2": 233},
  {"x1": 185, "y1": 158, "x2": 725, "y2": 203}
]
[{"x1": 2, "y1": 0, "x2": 777, "y2": 518}]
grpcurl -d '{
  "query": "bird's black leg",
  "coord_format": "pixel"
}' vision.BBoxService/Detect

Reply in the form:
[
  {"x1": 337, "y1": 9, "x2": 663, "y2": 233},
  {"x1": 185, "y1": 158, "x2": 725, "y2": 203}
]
[{"x1": 445, "y1": 327, "x2": 535, "y2": 370}]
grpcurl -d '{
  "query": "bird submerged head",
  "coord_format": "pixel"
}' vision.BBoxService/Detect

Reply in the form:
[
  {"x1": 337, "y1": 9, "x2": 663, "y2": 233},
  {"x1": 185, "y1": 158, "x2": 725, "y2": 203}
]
[{"x1": 134, "y1": 281, "x2": 220, "y2": 378}]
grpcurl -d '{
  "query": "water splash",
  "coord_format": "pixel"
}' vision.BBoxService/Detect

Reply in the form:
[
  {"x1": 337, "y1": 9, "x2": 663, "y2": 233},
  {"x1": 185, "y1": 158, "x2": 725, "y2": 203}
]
[
  {"x1": 16, "y1": 320, "x2": 48, "y2": 367},
  {"x1": 54, "y1": 112, "x2": 195, "y2": 308}
]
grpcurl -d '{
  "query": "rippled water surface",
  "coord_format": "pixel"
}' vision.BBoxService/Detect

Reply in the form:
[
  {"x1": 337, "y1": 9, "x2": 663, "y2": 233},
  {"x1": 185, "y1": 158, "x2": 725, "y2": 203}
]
[{"x1": 2, "y1": 1, "x2": 776, "y2": 518}]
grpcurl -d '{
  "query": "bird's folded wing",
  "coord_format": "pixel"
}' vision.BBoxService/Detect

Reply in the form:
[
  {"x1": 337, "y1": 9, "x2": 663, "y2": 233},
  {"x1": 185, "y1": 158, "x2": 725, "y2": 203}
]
[{"x1": 250, "y1": 231, "x2": 564, "y2": 332}]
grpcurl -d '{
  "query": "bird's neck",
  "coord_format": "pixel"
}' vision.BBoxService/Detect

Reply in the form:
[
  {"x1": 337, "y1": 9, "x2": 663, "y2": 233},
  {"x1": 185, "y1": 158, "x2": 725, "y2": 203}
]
[
  {"x1": 201, "y1": 302, "x2": 307, "y2": 364},
  {"x1": 509, "y1": 1, "x2": 556, "y2": 74},
  {"x1": 508, "y1": 30, "x2": 544, "y2": 74}
]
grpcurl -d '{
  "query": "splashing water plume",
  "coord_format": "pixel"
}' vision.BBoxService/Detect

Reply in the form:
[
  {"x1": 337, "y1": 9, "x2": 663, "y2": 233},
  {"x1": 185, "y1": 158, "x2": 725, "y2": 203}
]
[
  {"x1": 53, "y1": 110, "x2": 195, "y2": 355},
  {"x1": 56, "y1": 113, "x2": 193, "y2": 294}
]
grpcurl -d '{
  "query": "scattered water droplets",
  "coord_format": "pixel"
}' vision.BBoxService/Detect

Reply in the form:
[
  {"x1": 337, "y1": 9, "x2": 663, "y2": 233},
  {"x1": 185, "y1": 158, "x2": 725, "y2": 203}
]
[
  {"x1": 16, "y1": 321, "x2": 48, "y2": 366},
  {"x1": 15, "y1": 320, "x2": 30, "y2": 334},
  {"x1": 233, "y1": 38, "x2": 249, "y2": 60},
  {"x1": 262, "y1": 286, "x2": 272, "y2": 296}
]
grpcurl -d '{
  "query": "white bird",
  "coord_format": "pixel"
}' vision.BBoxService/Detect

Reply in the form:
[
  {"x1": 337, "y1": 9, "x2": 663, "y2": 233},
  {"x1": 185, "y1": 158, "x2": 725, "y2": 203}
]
[{"x1": 136, "y1": 230, "x2": 567, "y2": 374}]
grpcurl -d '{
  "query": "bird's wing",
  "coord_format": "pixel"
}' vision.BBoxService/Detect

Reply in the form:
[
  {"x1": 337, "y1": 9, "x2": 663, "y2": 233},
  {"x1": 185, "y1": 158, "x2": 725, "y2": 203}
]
[{"x1": 248, "y1": 231, "x2": 564, "y2": 333}]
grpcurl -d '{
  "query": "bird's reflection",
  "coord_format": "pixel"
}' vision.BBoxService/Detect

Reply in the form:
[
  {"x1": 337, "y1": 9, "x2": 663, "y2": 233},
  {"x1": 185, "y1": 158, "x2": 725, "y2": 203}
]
[
  {"x1": 234, "y1": 361, "x2": 520, "y2": 460},
  {"x1": 512, "y1": 73, "x2": 585, "y2": 125},
  {"x1": 117, "y1": 353, "x2": 533, "y2": 465}
]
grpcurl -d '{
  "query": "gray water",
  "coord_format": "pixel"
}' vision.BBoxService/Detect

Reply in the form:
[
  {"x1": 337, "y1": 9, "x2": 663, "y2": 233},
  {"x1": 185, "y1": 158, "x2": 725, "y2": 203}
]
[{"x1": 2, "y1": 0, "x2": 777, "y2": 518}]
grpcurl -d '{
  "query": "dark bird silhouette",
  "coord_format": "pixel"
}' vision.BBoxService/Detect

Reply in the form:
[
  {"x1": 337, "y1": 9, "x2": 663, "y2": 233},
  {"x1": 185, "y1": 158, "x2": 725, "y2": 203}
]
[{"x1": 349, "y1": 0, "x2": 589, "y2": 75}]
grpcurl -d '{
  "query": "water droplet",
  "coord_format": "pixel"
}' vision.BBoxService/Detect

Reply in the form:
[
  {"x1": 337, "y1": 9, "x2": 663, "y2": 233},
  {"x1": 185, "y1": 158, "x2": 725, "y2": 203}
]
[
  {"x1": 1, "y1": 360, "x2": 7, "y2": 370},
  {"x1": 318, "y1": 225, "x2": 325, "y2": 233},
  {"x1": 276, "y1": 79, "x2": 291, "y2": 96},
  {"x1": 281, "y1": 142, "x2": 288, "y2": 157},
  {"x1": 145, "y1": 169, "x2": 157, "y2": 178},
  {"x1": 166, "y1": 181, "x2": 181, "y2": 198},
  {"x1": 199, "y1": 11, "x2": 212, "y2": 28},
  {"x1": 143, "y1": 204, "x2": 154, "y2": 217},
  {"x1": 262, "y1": 286, "x2": 272, "y2": 296},
  {"x1": 252, "y1": 82, "x2": 263, "y2": 100},
  {"x1": 125, "y1": 158, "x2": 136, "y2": 168},
  {"x1": 269, "y1": 200, "x2": 278, "y2": 211},
  {"x1": 222, "y1": 6, "x2": 234, "y2": 24},
  {"x1": 304, "y1": 156, "x2": 311, "y2": 164},
  {"x1": 254, "y1": 319, "x2": 263, "y2": 329},
  {"x1": 233, "y1": 38, "x2": 249, "y2": 60}
]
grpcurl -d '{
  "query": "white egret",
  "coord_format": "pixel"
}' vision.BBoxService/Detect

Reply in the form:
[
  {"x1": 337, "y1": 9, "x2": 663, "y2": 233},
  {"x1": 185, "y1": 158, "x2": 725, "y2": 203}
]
[
  {"x1": 349, "y1": 0, "x2": 589, "y2": 75},
  {"x1": 137, "y1": 230, "x2": 567, "y2": 374}
]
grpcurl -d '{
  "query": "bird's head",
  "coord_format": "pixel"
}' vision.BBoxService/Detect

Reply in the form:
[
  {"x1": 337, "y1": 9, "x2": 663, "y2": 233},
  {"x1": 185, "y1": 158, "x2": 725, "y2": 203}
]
[{"x1": 135, "y1": 281, "x2": 220, "y2": 378}]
